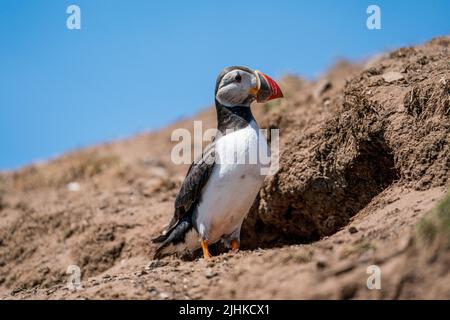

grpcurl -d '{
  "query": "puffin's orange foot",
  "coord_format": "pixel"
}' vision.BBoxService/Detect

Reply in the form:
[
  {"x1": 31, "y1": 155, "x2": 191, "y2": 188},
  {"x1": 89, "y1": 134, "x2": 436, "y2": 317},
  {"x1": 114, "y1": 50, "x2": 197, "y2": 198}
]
[
  {"x1": 201, "y1": 239, "x2": 212, "y2": 260},
  {"x1": 230, "y1": 239, "x2": 240, "y2": 253}
]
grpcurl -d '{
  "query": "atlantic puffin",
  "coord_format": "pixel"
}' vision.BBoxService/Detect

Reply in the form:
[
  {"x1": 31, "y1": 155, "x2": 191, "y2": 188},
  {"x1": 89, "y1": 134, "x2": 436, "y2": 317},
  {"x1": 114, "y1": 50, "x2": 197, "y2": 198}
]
[{"x1": 153, "y1": 66, "x2": 283, "y2": 259}]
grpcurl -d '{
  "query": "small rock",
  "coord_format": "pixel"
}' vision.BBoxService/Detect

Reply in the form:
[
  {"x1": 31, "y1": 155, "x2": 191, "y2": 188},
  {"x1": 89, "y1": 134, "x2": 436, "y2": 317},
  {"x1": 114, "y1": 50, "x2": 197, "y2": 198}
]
[
  {"x1": 205, "y1": 268, "x2": 218, "y2": 279},
  {"x1": 148, "y1": 260, "x2": 169, "y2": 270},
  {"x1": 66, "y1": 182, "x2": 81, "y2": 192},
  {"x1": 159, "y1": 292, "x2": 171, "y2": 299},
  {"x1": 170, "y1": 261, "x2": 180, "y2": 267},
  {"x1": 315, "y1": 256, "x2": 327, "y2": 269},
  {"x1": 348, "y1": 226, "x2": 358, "y2": 234},
  {"x1": 381, "y1": 71, "x2": 404, "y2": 83},
  {"x1": 11, "y1": 287, "x2": 23, "y2": 295},
  {"x1": 147, "y1": 287, "x2": 158, "y2": 296},
  {"x1": 99, "y1": 202, "x2": 109, "y2": 210},
  {"x1": 46, "y1": 287, "x2": 57, "y2": 295},
  {"x1": 138, "y1": 269, "x2": 148, "y2": 276},
  {"x1": 313, "y1": 79, "x2": 332, "y2": 98}
]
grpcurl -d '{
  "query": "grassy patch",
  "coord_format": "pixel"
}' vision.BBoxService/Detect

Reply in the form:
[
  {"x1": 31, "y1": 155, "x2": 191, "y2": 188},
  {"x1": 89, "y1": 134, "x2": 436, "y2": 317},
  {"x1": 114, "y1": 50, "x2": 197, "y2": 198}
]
[
  {"x1": 417, "y1": 191, "x2": 450, "y2": 244},
  {"x1": 353, "y1": 240, "x2": 376, "y2": 253},
  {"x1": 341, "y1": 240, "x2": 376, "y2": 258}
]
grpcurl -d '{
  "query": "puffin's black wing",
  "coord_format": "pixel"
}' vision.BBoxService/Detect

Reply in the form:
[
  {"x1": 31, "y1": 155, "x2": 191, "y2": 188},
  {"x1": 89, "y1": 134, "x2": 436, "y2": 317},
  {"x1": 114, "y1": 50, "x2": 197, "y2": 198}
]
[
  {"x1": 175, "y1": 142, "x2": 216, "y2": 219},
  {"x1": 152, "y1": 142, "x2": 216, "y2": 243}
]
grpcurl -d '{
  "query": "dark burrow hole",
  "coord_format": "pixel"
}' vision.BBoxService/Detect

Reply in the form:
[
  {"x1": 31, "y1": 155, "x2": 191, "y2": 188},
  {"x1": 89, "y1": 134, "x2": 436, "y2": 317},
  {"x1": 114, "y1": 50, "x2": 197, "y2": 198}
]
[{"x1": 239, "y1": 130, "x2": 400, "y2": 250}]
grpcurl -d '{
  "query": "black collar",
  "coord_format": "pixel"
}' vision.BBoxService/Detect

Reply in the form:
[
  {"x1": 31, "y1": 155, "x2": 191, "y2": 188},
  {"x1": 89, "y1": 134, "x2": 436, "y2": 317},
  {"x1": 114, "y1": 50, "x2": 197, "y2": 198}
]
[{"x1": 215, "y1": 100, "x2": 256, "y2": 134}]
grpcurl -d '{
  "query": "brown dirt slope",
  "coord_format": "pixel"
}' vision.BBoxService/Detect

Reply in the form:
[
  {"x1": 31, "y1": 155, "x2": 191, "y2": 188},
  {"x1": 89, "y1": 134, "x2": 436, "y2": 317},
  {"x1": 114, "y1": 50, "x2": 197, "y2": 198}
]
[{"x1": 0, "y1": 37, "x2": 449, "y2": 299}]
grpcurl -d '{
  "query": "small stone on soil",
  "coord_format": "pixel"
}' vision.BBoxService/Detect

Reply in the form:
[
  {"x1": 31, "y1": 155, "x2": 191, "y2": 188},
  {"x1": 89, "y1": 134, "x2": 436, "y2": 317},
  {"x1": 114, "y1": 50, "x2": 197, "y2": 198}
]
[
  {"x1": 348, "y1": 226, "x2": 358, "y2": 234},
  {"x1": 148, "y1": 260, "x2": 169, "y2": 270},
  {"x1": 381, "y1": 71, "x2": 404, "y2": 82},
  {"x1": 138, "y1": 269, "x2": 148, "y2": 276},
  {"x1": 315, "y1": 256, "x2": 327, "y2": 269},
  {"x1": 205, "y1": 268, "x2": 219, "y2": 279},
  {"x1": 159, "y1": 292, "x2": 171, "y2": 299}
]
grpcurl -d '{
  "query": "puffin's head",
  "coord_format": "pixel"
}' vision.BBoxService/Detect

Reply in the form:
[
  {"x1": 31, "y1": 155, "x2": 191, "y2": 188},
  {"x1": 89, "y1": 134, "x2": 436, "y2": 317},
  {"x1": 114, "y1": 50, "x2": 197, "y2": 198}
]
[{"x1": 215, "y1": 66, "x2": 283, "y2": 107}]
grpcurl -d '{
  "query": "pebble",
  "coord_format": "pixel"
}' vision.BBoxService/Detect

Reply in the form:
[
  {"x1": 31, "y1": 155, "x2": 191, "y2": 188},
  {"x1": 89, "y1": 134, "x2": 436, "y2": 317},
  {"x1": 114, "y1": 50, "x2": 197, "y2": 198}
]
[
  {"x1": 348, "y1": 226, "x2": 358, "y2": 234},
  {"x1": 66, "y1": 182, "x2": 81, "y2": 192},
  {"x1": 147, "y1": 287, "x2": 158, "y2": 295},
  {"x1": 148, "y1": 260, "x2": 169, "y2": 270},
  {"x1": 316, "y1": 259, "x2": 327, "y2": 269},
  {"x1": 313, "y1": 79, "x2": 332, "y2": 98},
  {"x1": 159, "y1": 292, "x2": 171, "y2": 299},
  {"x1": 205, "y1": 268, "x2": 218, "y2": 279},
  {"x1": 381, "y1": 71, "x2": 404, "y2": 83},
  {"x1": 138, "y1": 269, "x2": 148, "y2": 276}
]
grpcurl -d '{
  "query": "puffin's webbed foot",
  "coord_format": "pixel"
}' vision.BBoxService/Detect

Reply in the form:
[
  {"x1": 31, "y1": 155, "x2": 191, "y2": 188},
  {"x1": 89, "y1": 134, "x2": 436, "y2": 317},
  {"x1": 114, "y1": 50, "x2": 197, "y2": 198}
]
[
  {"x1": 230, "y1": 239, "x2": 240, "y2": 252},
  {"x1": 201, "y1": 239, "x2": 212, "y2": 260}
]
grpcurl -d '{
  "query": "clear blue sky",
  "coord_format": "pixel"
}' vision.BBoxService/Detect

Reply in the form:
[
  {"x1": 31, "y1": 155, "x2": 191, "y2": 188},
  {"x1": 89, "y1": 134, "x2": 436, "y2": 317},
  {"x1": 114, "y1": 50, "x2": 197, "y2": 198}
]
[{"x1": 0, "y1": 0, "x2": 449, "y2": 170}]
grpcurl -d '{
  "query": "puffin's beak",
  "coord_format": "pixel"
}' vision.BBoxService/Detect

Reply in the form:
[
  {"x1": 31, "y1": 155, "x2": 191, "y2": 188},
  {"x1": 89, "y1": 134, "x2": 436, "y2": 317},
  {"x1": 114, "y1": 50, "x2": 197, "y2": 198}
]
[{"x1": 254, "y1": 71, "x2": 284, "y2": 102}]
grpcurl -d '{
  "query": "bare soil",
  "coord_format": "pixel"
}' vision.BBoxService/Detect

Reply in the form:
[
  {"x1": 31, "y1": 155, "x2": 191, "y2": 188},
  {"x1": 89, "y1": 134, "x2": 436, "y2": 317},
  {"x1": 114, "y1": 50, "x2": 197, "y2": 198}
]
[{"x1": 0, "y1": 37, "x2": 449, "y2": 299}]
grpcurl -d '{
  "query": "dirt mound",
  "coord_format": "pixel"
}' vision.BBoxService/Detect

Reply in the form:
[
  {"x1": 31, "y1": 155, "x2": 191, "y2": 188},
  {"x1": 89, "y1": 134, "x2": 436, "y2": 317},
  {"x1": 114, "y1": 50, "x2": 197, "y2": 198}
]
[
  {"x1": 0, "y1": 37, "x2": 449, "y2": 299},
  {"x1": 242, "y1": 37, "x2": 450, "y2": 247}
]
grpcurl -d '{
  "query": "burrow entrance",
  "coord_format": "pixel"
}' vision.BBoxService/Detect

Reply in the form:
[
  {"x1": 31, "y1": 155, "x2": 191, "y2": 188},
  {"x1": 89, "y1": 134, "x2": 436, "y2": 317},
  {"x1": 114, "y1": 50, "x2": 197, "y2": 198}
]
[{"x1": 240, "y1": 130, "x2": 400, "y2": 249}]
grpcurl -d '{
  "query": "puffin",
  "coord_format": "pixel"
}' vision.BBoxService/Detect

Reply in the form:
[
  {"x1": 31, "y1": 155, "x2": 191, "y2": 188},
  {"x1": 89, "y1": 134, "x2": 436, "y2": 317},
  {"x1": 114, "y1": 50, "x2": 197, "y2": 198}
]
[{"x1": 153, "y1": 66, "x2": 283, "y2": 259}]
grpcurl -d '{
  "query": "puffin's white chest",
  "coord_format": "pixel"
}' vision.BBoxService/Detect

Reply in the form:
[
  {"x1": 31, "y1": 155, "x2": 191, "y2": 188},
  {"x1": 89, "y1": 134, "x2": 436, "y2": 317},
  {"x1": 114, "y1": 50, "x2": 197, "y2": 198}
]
[{"x1": 194, "y1": 121, "x2": 268, "y2": 243}]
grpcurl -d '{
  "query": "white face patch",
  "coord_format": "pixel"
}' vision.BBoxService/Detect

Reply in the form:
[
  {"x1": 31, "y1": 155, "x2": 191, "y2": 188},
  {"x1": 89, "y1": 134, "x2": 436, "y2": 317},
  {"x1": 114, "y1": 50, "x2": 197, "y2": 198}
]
[{"x1": 216, "y1": 69, "x2": 258, "y2": 107}]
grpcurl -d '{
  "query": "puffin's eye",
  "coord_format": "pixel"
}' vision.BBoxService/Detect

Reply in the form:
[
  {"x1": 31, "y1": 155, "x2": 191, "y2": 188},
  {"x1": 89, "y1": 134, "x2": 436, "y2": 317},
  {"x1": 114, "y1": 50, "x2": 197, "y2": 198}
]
[{"x1": 235, "y1": 72, "x2": 242, "y2": 83}]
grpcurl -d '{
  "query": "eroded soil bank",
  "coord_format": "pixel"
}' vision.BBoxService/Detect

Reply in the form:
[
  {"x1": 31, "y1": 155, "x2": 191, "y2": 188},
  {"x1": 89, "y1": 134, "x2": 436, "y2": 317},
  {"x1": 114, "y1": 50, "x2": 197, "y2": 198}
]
[{"x1": 0, "y1": 37, "x2": 449, "y2": 299}]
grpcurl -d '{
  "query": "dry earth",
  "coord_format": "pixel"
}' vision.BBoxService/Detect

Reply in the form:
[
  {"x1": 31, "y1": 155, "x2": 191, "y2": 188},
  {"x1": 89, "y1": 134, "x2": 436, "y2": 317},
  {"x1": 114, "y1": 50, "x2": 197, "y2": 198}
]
[{"x1": 0, "y1": 37, "x2": 449, "y2": 299}]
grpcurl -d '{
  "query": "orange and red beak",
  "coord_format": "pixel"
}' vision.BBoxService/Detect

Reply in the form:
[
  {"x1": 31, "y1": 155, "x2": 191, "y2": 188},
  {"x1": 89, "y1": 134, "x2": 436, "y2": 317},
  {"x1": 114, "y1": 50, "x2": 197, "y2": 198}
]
[{"x1": 255, "y1": 71, "x2": 284, "y2": 103}]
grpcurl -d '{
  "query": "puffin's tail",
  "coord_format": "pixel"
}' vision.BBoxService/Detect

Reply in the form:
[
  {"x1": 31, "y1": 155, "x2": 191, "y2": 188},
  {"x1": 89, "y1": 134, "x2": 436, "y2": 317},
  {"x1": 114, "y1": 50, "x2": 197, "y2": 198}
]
[{"x1": 152, "y1": 216, "x2": 197, "y2": 259}]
